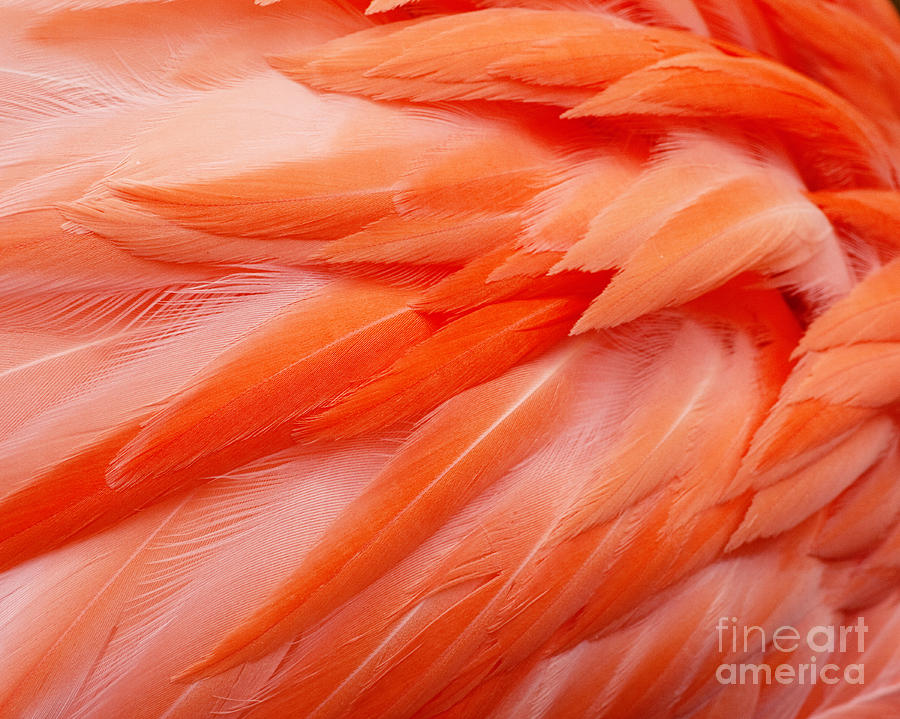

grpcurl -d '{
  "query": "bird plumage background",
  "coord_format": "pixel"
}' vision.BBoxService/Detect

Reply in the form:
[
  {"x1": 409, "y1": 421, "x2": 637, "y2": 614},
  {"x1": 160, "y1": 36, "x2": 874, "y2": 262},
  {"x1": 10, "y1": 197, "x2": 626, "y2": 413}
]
[{"x1": 1, "y1": 0, "x2": 899, "y2": 717}]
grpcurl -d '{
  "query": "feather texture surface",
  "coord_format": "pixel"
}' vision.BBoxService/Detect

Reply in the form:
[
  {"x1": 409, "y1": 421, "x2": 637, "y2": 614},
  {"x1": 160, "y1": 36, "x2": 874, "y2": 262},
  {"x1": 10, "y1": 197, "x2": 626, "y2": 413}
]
[{"x1": 1, "y1": 0, "x2": 900, "y2": 718}]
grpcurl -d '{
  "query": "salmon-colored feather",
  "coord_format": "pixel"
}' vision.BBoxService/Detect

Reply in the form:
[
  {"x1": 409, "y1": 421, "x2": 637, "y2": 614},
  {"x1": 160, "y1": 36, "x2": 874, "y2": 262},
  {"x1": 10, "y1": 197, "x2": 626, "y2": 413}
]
[
  {"x1": 107, "y1": 283, "x2": 433, "y2": 494},
  {"x1": 741, "y1": 259, "x2": 900, "y2": 482},
  {"x1": 813, "y1": 442, "x2": 900, "y2": 559},
  {"x1": 183, "y1": 344, "x2": 583, "y2": 679},
  {"x1": 312, "y1": 212, "x2": 521, "y2": 266},
  {"x1": 810, "y1": 190, "x2": 900, "y2": 254},
  {"x1": 301, "y1": 297, "x2": 584, "y2": 440},
  {"x1": 2, "y1": 0, "x2": 900, "y2": 717},
  {"x1": 565, "y1": 51, "x2": 896, "y2": 184}
]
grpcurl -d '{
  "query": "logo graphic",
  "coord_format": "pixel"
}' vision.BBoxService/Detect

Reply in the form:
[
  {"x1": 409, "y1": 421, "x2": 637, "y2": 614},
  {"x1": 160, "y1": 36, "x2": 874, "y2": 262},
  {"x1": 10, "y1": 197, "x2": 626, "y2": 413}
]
[{"x1": 715, "y1": 617, "x2": 867, "y2": 685}]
